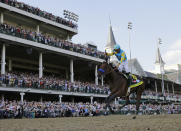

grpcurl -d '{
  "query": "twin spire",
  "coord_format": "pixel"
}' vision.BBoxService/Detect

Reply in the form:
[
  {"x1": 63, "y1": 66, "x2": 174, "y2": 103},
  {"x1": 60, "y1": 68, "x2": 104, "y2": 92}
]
[
  {"x1": 155, "y1": 47, "x2": 165, "y2": 65},
  {"x1": 155, "y1": 38, "x2": 165, "y2": 66},
  {"x1": 105, "y1": 21, "x2": 165, "y2": 68},
  {"x1": 105, "y1": 22, "x2": 116, "y2": 50}
]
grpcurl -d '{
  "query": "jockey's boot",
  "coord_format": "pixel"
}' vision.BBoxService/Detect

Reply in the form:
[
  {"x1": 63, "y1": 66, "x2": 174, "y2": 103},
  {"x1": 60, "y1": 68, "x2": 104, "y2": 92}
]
[
  {"x1": 126, "y1": 72, "x2": 132, "y2": 96},
  {"x1": 127, "y1": 87, "x2": 131, "y2": 96},
  {"x1": 126, "y1": 72, "x2": 132, "y2": 82}
]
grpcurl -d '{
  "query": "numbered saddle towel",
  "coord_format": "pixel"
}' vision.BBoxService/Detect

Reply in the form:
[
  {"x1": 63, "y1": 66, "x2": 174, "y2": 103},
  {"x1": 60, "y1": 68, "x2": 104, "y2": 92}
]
[{"x1": 128, "y1": 74, "x2": 143, "y2": 89}]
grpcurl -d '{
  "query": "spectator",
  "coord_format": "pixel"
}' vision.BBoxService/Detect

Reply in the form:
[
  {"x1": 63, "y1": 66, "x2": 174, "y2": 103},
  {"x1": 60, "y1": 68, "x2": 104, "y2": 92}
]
[
  {"x1": 0, "y1": 71, "x2": 110, "y2": 95},
  {"x1": 0, "y1": 0, "x2": 78, "y2": 29},
  {"x1": 0, "y1": 23, "x2": 106, "y2": 59}
]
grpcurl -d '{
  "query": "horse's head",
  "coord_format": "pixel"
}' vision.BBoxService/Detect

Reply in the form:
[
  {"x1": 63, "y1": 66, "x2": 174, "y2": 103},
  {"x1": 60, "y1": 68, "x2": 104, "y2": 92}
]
[{"x1": 98, "y1": 61, "x2": 113, "y2": 78}]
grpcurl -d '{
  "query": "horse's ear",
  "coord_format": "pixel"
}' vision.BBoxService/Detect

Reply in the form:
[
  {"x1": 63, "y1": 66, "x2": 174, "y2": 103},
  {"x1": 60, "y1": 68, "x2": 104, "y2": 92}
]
[
  {"x1": 105, "y1": 57, "x2": 107, "y2": 63},
  {"x1": 105, "y1": 55, "x2": 109, "y2": 63}
]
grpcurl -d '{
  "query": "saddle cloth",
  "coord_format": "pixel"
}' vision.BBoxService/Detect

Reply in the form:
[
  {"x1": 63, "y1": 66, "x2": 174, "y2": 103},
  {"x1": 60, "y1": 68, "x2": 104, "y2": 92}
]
[
  {"x1": 121, "y1": 73, "x2": 143, "y2": 89},
  {"x1": 128, "y1": 74, "x2": 143, "y2": 89}
]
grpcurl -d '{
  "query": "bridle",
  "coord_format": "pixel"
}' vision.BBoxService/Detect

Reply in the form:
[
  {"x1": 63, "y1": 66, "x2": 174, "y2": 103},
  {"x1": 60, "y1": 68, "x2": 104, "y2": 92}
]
[{"x1": 98, "y1": 63, "x2": 113, "y2": 76}]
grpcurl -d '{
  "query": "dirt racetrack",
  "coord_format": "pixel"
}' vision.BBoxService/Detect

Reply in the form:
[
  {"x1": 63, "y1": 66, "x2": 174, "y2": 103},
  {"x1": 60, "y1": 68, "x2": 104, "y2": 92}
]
[{"x1": 0, "y1": 114, "x2": 181, "y2": 131}]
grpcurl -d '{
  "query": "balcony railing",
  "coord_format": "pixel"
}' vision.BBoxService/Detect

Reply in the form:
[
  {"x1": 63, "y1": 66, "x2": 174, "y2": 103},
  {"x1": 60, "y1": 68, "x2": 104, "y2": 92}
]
[
  {"x1": 0, "y1": 0, "x2": 78, "y2": 29},
  {"x1": 0, "y1": 23, "x2": 105, "y2": 59}
]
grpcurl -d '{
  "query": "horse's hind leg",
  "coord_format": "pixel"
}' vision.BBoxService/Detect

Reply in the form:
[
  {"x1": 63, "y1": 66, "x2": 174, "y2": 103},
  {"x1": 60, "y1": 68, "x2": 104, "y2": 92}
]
[
  {"x1": 119, "y1": 95, "x2": 130, "y2": 109},
  {"x1": 136, "y1": 86, "x2": 143, "y2": 114},
  {"x1": 136, "y1": 94, "x2": 141, "y2": 114}
]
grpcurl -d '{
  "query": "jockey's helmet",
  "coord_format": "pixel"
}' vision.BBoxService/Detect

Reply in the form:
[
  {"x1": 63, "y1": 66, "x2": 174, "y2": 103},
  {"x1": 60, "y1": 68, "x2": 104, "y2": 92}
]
[
  {"x1": 114, "y1": 44, "x2": 120, "y2": 50},
  {"x1": 113, "y1": 44, "x2": 120, "y2": 53}
]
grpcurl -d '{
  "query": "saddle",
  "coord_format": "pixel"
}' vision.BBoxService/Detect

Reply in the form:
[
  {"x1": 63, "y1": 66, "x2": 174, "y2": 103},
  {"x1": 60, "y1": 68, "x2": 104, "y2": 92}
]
[{"x1": 118, "y1": 71, "x2": 143, "y2": 89}]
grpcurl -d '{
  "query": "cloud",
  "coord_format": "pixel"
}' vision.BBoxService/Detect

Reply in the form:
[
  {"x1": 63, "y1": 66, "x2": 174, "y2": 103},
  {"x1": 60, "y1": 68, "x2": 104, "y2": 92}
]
[
  {"x1": 163, "y1": 40, "x2": 181, "y2": 65},
  {"x1": 170, "y1": 40, "x2": 181, "y2": 49}
]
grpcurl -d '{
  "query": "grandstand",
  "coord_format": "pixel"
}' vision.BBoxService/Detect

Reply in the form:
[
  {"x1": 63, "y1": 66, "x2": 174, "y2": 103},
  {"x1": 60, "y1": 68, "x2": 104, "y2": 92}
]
[
  {"x1": 0, "y1": 0, "x2": 181, "y2": 111},
  {"x1": 0, "y1": 0, "x2": 106, "y2": 104}
]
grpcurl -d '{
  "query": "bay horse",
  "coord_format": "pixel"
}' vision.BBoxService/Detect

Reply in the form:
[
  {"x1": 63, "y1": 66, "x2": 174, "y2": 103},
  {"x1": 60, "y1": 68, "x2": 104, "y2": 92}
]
[{"x1": 98, "y1": 62, "x2": 145, "y2": 114}]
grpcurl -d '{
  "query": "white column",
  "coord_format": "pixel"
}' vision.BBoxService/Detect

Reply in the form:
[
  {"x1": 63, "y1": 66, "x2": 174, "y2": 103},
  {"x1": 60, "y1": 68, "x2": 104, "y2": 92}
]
[
  {"x1": 115, "y1": 98, "x2": 117, "y2": 105},
  {"x1": 1, "y1": 94, "x2": 4, "y2": 102},
  {"x1": 167, "y1": 83, "x2": 169, "y2": 94},
  {"x1": 59, "y1": 95, "x2": 62, "y2": 103},
  {"x1": 8, "y1": 59, "x2": 12, "y2": 72},
  {"x1": 161, "y1": 76, "x2": 165, "y2": 96},
  {"x1": 95, "y1": 65, "x2": 98, "y2": 85},
  {"x1": 0, "y1": 12, "x2": 3, "y2": 24},
  {"x1": 172, "y1": 82, "x2": 175, "y2": 95},
  {"x1": 39, "y1": 52, "x2": 43, "y2": 78},
  {"x1": 67, "y1": 35, "x2": 71, "y2": 42},
  {"x1": 36, "y1": 25, "x2": 40, "y2": 33},
  {"x1": 20, "y1": 92, "x2": 25, "y2": 104},
  {"x1": 101, "y1": 75, "x2": 104, "y2": 86},
  {"x1": 155, "y1": 80, "x2": 158, "y2": 93},
  {"x1": 161, "y1": 65, "x2": 165, "y2": 96},
  {"x1": 167, "y1": 83, "x2": 169, "y2": 101},
  {"x1": 1, "y1": 44, "x2": 6, "y2": 75},
  {"x1": 90, "y1": 96, "x2": 93, "y2": 104},
  {"x1": 70, "y1": 59, "x2": 74, "y2": 83}
]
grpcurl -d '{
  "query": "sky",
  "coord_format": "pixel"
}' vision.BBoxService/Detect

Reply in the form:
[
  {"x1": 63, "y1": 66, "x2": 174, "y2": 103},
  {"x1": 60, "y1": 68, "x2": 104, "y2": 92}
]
[{"x1": 18, "y1": 0, "x2": 181, "y2": 71}]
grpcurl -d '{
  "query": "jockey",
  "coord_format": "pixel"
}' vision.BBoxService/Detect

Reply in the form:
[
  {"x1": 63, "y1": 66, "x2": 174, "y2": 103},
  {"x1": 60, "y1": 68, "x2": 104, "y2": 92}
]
[
  {"x1": 113, "y1": 44, "x2": 129, "y2": 73},
  {"x1": 106, "y1": 44, "x2": 130, "y2": 73},
  {"x1": 106, "y1": 44, "x2": 132, "y2": 95}
]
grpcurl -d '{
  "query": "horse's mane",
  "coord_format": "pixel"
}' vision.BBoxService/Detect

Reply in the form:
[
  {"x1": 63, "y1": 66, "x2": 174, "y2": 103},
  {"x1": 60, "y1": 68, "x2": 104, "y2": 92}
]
[{"x1": 106, "y1": 62, "x2": 127, "y2": 79}]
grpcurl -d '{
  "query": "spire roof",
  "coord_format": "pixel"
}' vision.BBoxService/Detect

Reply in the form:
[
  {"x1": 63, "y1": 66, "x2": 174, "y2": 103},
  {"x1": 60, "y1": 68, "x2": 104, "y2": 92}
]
[
  {"x1": 105, "y1": 25, "x2": 116, "y2": 50},
  {"x1": 155, "y1": 47, "x2": 165, "y2": 65}
]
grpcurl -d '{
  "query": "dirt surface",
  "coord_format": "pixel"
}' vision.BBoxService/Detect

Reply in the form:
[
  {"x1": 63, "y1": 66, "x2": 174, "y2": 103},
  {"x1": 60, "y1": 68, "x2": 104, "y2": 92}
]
[{"x1": 0, "y1": 114, "x2": 181, "y2": 131}]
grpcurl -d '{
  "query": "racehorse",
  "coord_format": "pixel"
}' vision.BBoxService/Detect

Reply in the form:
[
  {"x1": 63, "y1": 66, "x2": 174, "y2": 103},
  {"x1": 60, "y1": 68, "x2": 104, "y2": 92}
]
[{"x1": 98, "y1": 61, "x2": 145, "y2": 115}]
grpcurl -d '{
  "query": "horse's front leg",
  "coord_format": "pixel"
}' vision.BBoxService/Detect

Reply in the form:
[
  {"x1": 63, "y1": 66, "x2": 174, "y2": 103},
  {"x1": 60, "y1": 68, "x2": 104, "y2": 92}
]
[{"x1": 105, "y1": 94, "x2": 116, "y2": 113}]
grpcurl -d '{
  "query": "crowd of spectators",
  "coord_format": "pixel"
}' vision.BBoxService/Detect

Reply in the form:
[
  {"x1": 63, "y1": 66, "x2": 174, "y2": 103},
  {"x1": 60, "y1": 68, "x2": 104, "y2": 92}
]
[
  {"x1": 1, "y1": 71, "x2": 181, "y2": 98},
  {"x1": 0, "y1": 23, "x2": 105, "y2": 59},
  {"x1": 120, "y1": 103, "x2": 181, "y2": 115},
  {"x1": 0, "y1": 100, "x2": 181, "y2": 119},
  {"x1": 0, "y1": 72, "x2": 110, "y2": 95},
  {"x1": 0, "y1": 100, "x2": 105, "y2": 119},
  {"x1": 143, "y1": 90, "x2": 181, "y2": 101},
  {"x1": 0, "y1": 0, "x2": 78, "y2": 29}
]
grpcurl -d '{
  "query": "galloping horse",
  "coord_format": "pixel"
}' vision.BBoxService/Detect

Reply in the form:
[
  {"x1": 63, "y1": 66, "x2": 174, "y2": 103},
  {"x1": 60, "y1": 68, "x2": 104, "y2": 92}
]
[{"x1": 98, "y1": 62, "x2": 145, "y2": 114}]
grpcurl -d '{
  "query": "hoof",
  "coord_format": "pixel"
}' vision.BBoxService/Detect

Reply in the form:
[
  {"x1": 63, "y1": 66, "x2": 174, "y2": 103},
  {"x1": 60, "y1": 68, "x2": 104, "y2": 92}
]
[{"x1": 132, "y1": 116, "x2": 136, "y2": 119}]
